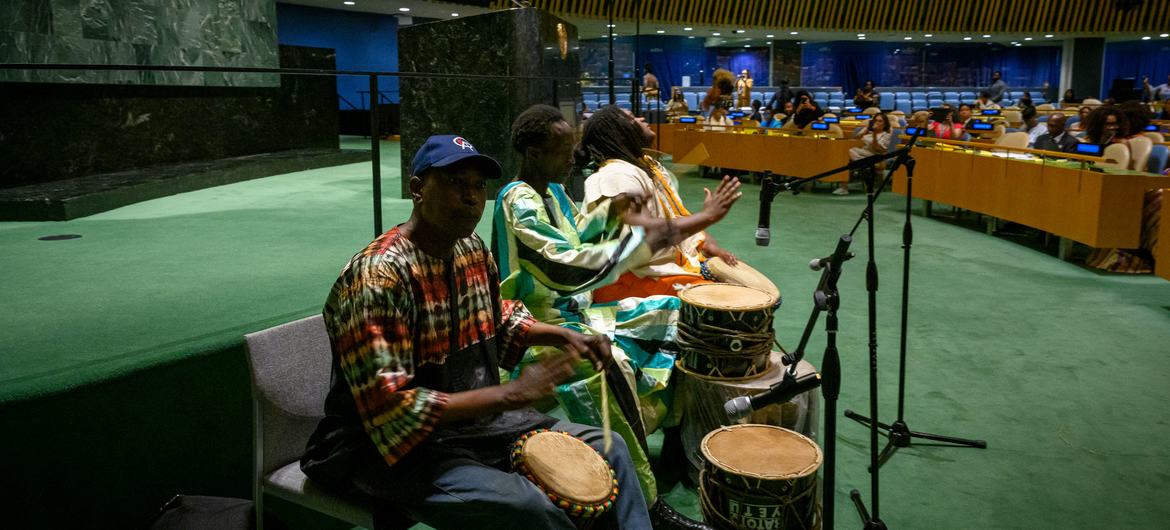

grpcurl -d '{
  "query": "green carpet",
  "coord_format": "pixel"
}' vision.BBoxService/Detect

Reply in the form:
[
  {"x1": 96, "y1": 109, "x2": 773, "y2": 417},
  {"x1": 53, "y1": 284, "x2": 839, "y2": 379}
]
[{"x1": 2, "y1": 139, "x2": 1169, "y2": 528}]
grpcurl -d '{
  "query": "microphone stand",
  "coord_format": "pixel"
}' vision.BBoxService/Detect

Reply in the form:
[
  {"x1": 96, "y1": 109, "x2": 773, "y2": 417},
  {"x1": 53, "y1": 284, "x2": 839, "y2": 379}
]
[
  {"x1": 764, "y1": 130, "x2": 928, "y2": 529},
  {"x1": 842, "y1": 137, "x2": 987, "y2": 468}
]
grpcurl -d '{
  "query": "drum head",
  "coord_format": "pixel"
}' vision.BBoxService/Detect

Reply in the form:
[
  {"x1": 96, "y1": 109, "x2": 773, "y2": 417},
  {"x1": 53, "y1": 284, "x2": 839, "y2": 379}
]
[
  {"x1": 680, "y1": 283, "x2": 775, "y2": 311},
  {"x1": 523, "y1": 431, "x2": 613, "y2": 504},
  {"x1": 701, "y1": 424, "x2": 822, "y2": 480}
]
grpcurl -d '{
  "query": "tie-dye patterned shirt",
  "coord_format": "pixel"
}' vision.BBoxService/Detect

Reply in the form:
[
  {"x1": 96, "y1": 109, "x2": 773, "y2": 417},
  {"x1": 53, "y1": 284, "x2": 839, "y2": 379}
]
[{"x1": 303, "y1": 227, "x2": 549, "y2": 477}]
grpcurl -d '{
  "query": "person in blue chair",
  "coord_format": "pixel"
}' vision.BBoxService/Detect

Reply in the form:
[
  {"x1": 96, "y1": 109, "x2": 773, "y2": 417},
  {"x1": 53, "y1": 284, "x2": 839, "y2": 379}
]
[{"x1": 302, "y1": 134, "x2": 655, "y2": 530}]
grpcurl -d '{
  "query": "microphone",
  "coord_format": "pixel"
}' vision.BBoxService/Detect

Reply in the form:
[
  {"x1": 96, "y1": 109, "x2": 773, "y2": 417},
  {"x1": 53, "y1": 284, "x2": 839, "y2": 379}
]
[
  {"x1": 725, "y1": 371, "x2": 822, "y2": 420},
  {"x1": 808, "y1": 234, "x2": 855, "y2": 271},
  {"x1": 756, "y1": 172, "x2": 776, "y2": 246}
]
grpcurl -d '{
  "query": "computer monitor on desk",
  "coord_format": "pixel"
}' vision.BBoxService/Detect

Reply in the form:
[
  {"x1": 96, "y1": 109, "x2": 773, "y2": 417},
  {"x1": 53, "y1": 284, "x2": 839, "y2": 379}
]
[
  {"x1": 1074, "y1": 143, "x2": 1103, "y2": 156},
  {"x1": 979, "y1": 109, "x2": 1001, "y2": 116},
  {"x1": 969, "y1": 121, "x2": 994, "y2": 131},
  {"x1": 810, "y1": 122, "x2": 830, "y2": 131},
  {"x1": 677, "y1": 116, "x2": 697, "y2": 124},
  {"x1": 823, "y1": 116, "x2": 840, "y2": 123}
]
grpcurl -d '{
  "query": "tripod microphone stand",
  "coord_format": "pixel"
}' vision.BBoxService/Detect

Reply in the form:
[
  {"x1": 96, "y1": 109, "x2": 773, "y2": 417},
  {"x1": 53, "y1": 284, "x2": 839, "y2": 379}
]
[{"x1": 842, "y1": 136, "x2": 986, "y2": 470}]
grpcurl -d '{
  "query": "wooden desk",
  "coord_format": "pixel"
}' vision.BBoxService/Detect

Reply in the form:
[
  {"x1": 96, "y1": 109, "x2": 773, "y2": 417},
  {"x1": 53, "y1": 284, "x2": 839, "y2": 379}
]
[
  {"x1": 667, "y1": 124, "x2": 855, "y2": 183},
  {"x1": 1159, "y1": 194, "x2": 1170, "y2": 281},
  {"x1": 892, "y1": 145, "x2": 1167, "y2": 252}
]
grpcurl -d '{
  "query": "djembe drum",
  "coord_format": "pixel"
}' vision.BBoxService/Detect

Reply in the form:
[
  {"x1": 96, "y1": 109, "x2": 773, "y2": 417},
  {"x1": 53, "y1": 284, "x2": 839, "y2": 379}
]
[
  {"x1": 703, "y1": 257, "x2": 781, "y2": 304},
  {"x1": 699, "y1": 424, "x2": 823, "y2": 530},
  {"x1": 677, "y1": 284, "x2": 776, "y2": 379},
  {"x1": 677, "y1": 352, "x2": 819, "y2": 480},
  {"x1": 511, "y1": 430, "x2": 619, "y2": 523}
]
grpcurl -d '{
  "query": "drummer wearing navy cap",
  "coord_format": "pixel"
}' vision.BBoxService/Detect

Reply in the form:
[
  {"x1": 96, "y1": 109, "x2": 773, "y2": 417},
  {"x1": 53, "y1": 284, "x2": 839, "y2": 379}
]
[{"x1": 301, "y1": 134, "x2": 652, "y2": 529}]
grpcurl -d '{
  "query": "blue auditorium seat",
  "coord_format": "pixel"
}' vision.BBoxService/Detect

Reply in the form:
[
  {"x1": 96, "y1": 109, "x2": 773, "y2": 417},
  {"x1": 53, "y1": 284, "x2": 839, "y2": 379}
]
[
  {"x1": 1066, "y1": 116, "x2": 1080, "y2": 127},
  {"x1": 752, "y1": 91, "x2": 764, "y2": 104},
  {"x1": 689, "y1": 93, "x2": 702, "y2": 110},
  {"x1": 829, "y1": 94, "x2": 845, "y2": 108},
  {"x1": 617, "y1": 101, "x2": 632, "y2": 110},
  {"x1": 927, "y1": 96, "x2": 943, "y2": 109},
  {"x1": 895, "y1": 101, "x2": 912, "y2": 115},
  {"x1": 895, "y1": 91, "x2": 911, "y2": 102},
  {"x1": 763, "y1": 92, "x2": 775, "y2": 104},
  {"x1": 879, "y1": 92, "x2": 894, "y2": 109},
  {"x1": 1148, "y1": 145, "x2": 1168, "y2": 174},
  {"x1": 926, "y1": 91, "x2": 943, "y2": 100},
  {"x1": 944, "y1": 91, "x2": 960, "y2": 104},
  {"x1": 814, "y1": 91, "x2": 829, "y2": 101},
  {"x1": 960, "y1": 91, "x2": 976, "y2": 104}
]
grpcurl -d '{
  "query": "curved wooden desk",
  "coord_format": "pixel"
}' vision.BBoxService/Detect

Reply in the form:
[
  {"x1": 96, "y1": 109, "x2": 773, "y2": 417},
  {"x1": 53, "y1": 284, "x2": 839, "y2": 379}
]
[
  {"x1": 889, "y1": 138, "x2": 1168, "y2": 260},
  {"x1": 664, "y1": 123, "x2": 856, "y2": 183}
]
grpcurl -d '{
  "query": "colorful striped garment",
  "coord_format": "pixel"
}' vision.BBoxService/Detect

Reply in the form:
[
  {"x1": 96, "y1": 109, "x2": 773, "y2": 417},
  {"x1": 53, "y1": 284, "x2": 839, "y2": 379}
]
[{"x1": 305, "y1": 226, "x2": 543, "y2": 474}]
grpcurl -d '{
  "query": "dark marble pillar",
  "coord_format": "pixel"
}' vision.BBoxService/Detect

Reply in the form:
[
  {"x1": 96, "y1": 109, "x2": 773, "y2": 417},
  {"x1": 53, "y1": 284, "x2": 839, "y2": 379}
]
[
  {"x1": 771, "y1": 40, "x2": 801, "y2": 87},
  {"x1": 398, "y1": 7, "x2": 581, "y2": 199}
]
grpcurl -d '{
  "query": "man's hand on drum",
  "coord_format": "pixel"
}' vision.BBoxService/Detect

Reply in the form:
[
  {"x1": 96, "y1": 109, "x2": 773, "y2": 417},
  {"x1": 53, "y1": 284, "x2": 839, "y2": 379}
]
[
  {"x1": 702, "y1": 238, "x2": 738, "y2": 266},
  {"x1": 557, "y1": 328, "x2": 613, "y2": 372},
  {"x1": 507, "y1": 352, "x2": 579, "y2": 407},
  {"x1": 701, "y1": 175, "x2": 742, "y2": 224}
]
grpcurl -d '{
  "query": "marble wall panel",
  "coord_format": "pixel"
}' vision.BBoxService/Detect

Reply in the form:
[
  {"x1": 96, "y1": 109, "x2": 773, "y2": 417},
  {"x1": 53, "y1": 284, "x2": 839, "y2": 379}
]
[{"x1": 0, "y1": 0, "x2": 278, "y2": 86}]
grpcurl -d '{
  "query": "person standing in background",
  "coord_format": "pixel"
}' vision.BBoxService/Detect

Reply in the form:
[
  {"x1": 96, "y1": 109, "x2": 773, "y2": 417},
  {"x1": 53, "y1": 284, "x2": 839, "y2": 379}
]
[
  {"x1": 988, "y1": 71, "x2": 1008, "y2": 104},
  {"x1": 736, "y1": 69, "x2": 753, "y2": 108},
  {"x1": 642, "y1": 63, "x2": 660, "y2": 102},
  {"x1": 766, "y1": 79, "x2": 794, "y2": 113}
]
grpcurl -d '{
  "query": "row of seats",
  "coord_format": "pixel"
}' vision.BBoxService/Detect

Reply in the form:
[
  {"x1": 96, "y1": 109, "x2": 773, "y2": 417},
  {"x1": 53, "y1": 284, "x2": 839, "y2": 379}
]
[{"x1": 583, "y1": 89, "x2": 1047, "y2": 114}]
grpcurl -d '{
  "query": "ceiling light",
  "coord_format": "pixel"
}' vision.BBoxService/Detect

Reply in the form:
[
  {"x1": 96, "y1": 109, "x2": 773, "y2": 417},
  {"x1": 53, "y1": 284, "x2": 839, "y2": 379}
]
[
  {"x1": 924, "y1": 34, "x2": 933, "y2": 37},
  {"x1": 398, "y1": 7, "x2": 409, "y2": 12},
  {"x1": 688, "y1": 36, "x2": 695, "y2": 39},
  {"x1": 343, "y1": 1, "x2": 354, "y2": 5},
  {"x1": 963, "y1": 37, "x2": 972, "y2": 40},
  {"x1": 744, "y1": 45, "x2": 750, "y2": 48},
  {"x1": 656, "y1": 30, "x2": 665, "y2": 34},
  {"x1": 451, "y1": 13, "x2": 459, "y2": 17},
  {"x1": 858, "y1": 36, "x2": 866, "y2": 40},
  {"x1": 713, "y1": 32, "x2": 721, "y2": 36},
  {"x1": 857, "y1": 33, "x2": 865, "y2": 37},
  {"x1": 766, "y1": 34, "x2": 775, "y2": 38},
  {"x1": 607, "y1": 24, "x2": 615, "y2": 28},
  {"x1": 1161, "y1": 33, "x2": 1169, "y2": 38},
  {"x1": 1141, "y1": 36, "x2": 1151, "y2": 40},
  {"x1": 790, "y1": 31, "x2": 799, "y2": 35},
  {"x1": 904, "y1": 37, "x2": 912, "y2": 40},
  {"x1": 1024, "y1": 37, "x2": 1032, "y2": 41},
  {"x1": 982, "y1": 34, "x2": 991, "y2": 38},
  {"x1": 734, "y1": 30, "x2": 745, "y2": 34},
  {"x1": 1045, "y1": 34, "x2": 1054, "y2": 38},
  {"x1": 684, "y1": 27, "x2": 693, "y2": 31}
]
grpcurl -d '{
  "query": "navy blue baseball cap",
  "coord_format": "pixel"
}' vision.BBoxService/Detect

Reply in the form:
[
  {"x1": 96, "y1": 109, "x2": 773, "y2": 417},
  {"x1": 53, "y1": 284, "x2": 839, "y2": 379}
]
[{"x1": 411, "y1": 135, "x2": 502, "y2": 179}]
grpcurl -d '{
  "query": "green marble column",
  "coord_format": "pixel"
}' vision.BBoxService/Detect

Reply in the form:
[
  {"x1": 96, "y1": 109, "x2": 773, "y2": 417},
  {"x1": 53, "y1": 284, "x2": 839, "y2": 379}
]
[{"x1": 398, "y1": 7, "x2": 582, "y2": 199}]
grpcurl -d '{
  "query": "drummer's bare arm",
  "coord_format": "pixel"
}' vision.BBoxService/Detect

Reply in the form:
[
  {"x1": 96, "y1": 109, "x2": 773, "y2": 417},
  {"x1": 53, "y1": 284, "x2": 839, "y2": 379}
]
[
  {"x1": 622, "y1": 175, "x2": 742, "y2": 252},
  {"x1": 525, "y1": 323, "x2": 612, "y2": 372}
]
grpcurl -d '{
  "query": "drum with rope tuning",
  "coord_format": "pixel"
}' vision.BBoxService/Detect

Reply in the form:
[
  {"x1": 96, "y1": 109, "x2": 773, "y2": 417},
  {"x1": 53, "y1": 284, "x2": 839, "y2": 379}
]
[
  {"x1": 677, "y1": 283, "x2": 776, "y2": 379},
  {"x1": 699, "y1": 424, "x2": 822, "y2": 530}
]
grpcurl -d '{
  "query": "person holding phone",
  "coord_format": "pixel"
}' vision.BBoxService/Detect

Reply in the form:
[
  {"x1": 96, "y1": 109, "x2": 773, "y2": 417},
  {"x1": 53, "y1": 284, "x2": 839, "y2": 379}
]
[
  {"x1": 836, "y1": 112, "x2": 892, "y2": 195},
  {"x1": 792, "y1": 90, "x2": 825, "y2": 129},
  {"x1": 928, "y1": 107, "x2": 965, "y2": 140}
]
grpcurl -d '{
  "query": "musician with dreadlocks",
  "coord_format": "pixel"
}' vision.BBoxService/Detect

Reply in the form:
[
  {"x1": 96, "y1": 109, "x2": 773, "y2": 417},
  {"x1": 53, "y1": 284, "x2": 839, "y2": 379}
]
[
  {"x1": 578, "y1": 105, "x2": 779, "y2": 303},
  {"x1": 491, "y1": 105, "x2": 742, "y2": 501}
]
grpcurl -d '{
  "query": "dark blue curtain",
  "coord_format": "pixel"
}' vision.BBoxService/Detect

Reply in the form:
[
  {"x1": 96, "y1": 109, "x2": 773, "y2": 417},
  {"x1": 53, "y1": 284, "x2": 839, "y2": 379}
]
[
  {"x1": 802, "y1": 41, "x2": 1060, "y2": 90},
  {"x1": 710, "y1": 48, "x2": 770, "y2": 87},
  {"x1": 636, "y1": 36, "x2": 710, "y2": 98},
  {"x1": 1102, "y1": 40, "x2": 1170, "y2": 99}
]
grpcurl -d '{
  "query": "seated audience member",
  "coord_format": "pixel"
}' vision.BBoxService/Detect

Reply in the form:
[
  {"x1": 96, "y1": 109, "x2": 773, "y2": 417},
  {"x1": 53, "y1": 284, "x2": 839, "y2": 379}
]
[
  {"x1": 791, "y1": 91, "x2": 825, "y2": 129},
  {"x1": 665, "y1": 88, "x2": 689, "y2": 119},
  {"x1": 1061, "y1": 89, "x2": 1078, "y2": 106},
  {"x1": 760, "y1": 107, "x2": 775, "y2": 128},
  {"x1": 1032, "y1": 113, "x2": 1079, "y2": 153},
  {"x1": 578, "y1": 105, "x2": 743, "y2": 300},
  {"x1": 928, "y1": 108, "x2": 965, "y2": 140},
  {"x1": 749, "y1": 99, "x2": 764, "y2": 122},
  {"x1": 1017, "y1": 91, "x2": 1035, "y2": 110},
  {"x1": 1022, "y1": 107, "x2": 1048, "y2": 147},
  {"x1": 704, "y1": 107, "x2": 732, "y2": 131},
  {"x1": 1159, "y1": 99, "x2": 1170, "y2": 120},
  {"x1": 975, "y1": 91, "x2": 1001, "y2": 110},
  {"x1": 836, "y1": 112, "x2": 893, "y2": 196},
  {"x1": 854, "y1": 80, "x2": 879, "y2": 109},
  {"x1": 1083, "y1": 106, "x2": 1129, "y2": 146},
  {"x1": 1084, "y1": 102, "x2": 1161, "y2": 274},
  {"x1": 1069, "y1": 106, "x2": 1093, "y2": 132},
  {"x1": 301, "y1": 133, "x2": 654, "y2": 530},
  {"x1": 907, "y1": 110, "x2": 931, "y2": 130},
  {"x1": 1119, "y1": 101, "x2": 1153, "y2": 140},
  {"x1": 957, "y1": 103, "x2": 975, "y2": 127}
]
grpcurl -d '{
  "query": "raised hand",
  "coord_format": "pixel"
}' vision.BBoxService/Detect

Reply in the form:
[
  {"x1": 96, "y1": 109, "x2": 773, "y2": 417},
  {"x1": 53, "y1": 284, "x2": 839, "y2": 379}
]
[
  {"x1": 507, "y1": 352, "x2": 579, "y2": 406},
  {"x1": 701, "y1": 175, "x2": 743, "y2": 224}
]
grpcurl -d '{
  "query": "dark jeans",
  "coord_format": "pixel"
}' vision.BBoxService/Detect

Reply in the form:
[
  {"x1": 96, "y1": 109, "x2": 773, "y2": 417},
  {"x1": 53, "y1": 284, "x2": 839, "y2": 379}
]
[{"x1": 352, "y1": 421, "x2": 651, "y2": 530}]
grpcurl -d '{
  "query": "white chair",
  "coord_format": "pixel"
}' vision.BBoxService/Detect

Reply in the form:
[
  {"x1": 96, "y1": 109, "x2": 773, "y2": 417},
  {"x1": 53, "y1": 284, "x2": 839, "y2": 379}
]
[
  {"x1": 1099, "y1": 143, "x2": 1131, "y2": 169},
  {"x1": 995, "y1": 131, "x2": 1030, "y2": 149},
  {"x1": 245, "y1": 315, "x2": 413, "y2": 530},
  {"x1": 1082, "y1": 98, "x2": 1103, "y2": 106},
  {"x1": 1143, "y1": 131, "x2": 1164, "y2": 144},
  {"x1": 1127, "y1": 136, "x2": 1154, "y2": 172}
]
